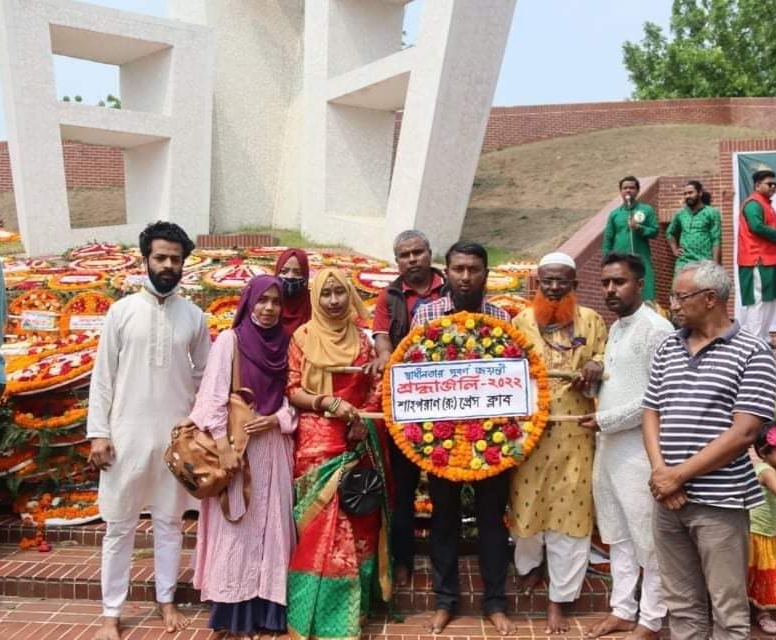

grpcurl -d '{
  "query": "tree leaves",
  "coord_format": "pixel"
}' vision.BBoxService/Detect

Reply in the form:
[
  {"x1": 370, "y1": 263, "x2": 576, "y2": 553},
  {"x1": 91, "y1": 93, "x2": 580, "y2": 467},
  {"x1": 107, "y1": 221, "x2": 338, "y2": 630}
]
[{"x1": 622, "y1": 0, "x2": 776, "y2": 98}]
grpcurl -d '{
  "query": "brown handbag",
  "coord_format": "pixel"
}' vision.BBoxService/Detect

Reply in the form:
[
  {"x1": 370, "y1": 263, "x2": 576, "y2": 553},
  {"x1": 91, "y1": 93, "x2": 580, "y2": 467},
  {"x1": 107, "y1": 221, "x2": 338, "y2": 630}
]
[{"x1": 164, "y1": 333, "x2": 255, "y2": 522}]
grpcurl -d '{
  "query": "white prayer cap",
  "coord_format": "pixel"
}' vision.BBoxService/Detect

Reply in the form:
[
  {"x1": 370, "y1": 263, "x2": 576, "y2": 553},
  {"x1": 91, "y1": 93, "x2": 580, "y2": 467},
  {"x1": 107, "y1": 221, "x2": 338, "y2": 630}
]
[{"x1": 538, "y1": 252, "x2": 576, "y2": 270}]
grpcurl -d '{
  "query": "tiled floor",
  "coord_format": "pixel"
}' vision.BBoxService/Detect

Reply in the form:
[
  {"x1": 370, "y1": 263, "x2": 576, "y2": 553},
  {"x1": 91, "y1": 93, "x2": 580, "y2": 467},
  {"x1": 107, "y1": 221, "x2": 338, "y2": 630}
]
[
  {"x1": 0, "y1": 598, "x2": 659, "y2": 639},
  {"x1": 2, "y1": 598, "x2": 773, "y2": 639}
]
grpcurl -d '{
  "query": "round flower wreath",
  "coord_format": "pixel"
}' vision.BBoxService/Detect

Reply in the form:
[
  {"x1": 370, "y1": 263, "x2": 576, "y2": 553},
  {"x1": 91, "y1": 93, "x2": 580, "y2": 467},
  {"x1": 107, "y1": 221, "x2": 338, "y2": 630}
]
[{"x1": 382, "y1": 312, "x2": 550, "y2": 482}]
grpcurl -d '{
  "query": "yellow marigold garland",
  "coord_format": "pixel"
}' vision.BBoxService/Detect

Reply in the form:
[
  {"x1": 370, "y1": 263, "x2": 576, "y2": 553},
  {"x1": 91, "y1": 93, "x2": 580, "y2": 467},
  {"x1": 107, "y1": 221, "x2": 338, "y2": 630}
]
[
  {"x1": 382, "y1": 311, "x2": 550, "y2": 482},
  {"x1": 47, "y1": 271, "x2": 109, "y2": 292}
]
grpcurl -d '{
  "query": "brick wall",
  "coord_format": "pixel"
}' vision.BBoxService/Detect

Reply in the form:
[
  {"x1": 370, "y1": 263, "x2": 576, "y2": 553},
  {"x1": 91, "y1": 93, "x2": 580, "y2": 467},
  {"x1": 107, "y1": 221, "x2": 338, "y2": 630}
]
[
  {"x1": 393, "y1": 97, "x2": 775, "y2": 157},
  {"x1": 0, "y1": 141, "x2": 124, "y2": 193},
  {"x1": 3, "y1": 97, "x2": 775, "y2": 195}
]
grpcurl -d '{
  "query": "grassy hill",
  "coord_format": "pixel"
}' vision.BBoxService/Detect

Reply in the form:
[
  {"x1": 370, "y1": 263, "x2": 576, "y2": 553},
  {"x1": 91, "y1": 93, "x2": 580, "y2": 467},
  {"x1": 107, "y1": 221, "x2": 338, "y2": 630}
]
[
  {"x1": 463, "y1": 124, "x2": 776, "y2": 261},
  {"x1": 0, "y1": 124, "x2": 774, "y2": 260}
]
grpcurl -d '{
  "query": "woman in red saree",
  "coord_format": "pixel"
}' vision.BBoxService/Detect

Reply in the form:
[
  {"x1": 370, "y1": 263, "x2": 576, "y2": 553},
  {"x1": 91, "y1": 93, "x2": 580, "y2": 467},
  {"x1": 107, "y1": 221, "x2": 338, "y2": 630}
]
[{"x1": 286, "y1": 267, "x2": 391, "y2": 640}]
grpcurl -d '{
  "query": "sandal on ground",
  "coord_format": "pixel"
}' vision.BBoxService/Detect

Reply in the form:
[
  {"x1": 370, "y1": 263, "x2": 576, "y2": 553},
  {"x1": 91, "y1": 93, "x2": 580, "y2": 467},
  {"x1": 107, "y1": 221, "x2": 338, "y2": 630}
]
[{"x1": 757, "y1": 611, "x2": 776, "y2": 635}]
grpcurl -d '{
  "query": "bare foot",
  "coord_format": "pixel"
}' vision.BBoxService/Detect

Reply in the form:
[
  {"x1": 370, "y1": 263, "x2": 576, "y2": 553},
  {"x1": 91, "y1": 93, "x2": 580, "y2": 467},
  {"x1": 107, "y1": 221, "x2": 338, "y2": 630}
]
[
  {"x1": 427, "y1": 609, "x2": 453, "y2": 634},
  {"x1": 394, "y1": 563, "x2": 411, "y2": 587},
  {"x1": 516, "y1": 565, "x2": 544, "y2": 595},
  {"x1": 585, "y1": 613, "x2": 636, "y2": 637},
  {"x1": 545, "y1": 601, "x2": 569, "y2": 635},
  {"x1": 486, "y1": 611, "x2": 515, "y2": 635},
  {"x1": 623, "y1": 624, "x2": 661, "y2": 640},
  {"x1": 93, "y1": 617, "x2": 121, "y2": 640},
  {"x1": 158, "y1": 602, "x2": 190, "y2": 633}
]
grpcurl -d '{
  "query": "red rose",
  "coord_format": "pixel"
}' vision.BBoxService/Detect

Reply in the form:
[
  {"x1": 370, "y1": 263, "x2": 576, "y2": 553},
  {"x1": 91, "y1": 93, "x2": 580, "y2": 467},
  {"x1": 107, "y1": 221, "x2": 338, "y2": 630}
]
[
  {"x1": 409, "y1": 348, "x2": 425, "y2": 362},
  {"x1": 465, "y1": 350, "x2": 479, "y2": 360},
  {"x1": 403, "y1": 424, "x2": 423, "y2": 443},
  {"x1": 430, "y1": 447, "x2": 449, "y2": 466},
  {"x1": 466, "y1": 423, "x2": 485, "y2": 441},
  {"x1": 432, "y1": 421, "x2": 454, "y2": 440},
  {"x1": 479, "y1": 326, "x2": 491, "y2": 337},
  {"x1": 445, "y1": 344, "x2": 459, "y2": 360},
  {"x1": 503, "y1": 423, "x2": 521, "y2": 440},
  {"x1": 425, "y1": 326, "x2": 442, "y2": 341},
  {"x1": 484, "y1": 446, "x2": 501, "y2": 466},
  {"x1": 503, "y1": 344, "x2": 523, "y2": 358}
]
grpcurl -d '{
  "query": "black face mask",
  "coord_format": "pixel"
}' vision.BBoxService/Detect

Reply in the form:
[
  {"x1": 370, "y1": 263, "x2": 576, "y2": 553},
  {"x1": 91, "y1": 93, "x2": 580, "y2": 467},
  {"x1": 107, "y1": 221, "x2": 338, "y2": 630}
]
[{"x1": 281, "y1": 276, "x2": 307, "y2": 297}]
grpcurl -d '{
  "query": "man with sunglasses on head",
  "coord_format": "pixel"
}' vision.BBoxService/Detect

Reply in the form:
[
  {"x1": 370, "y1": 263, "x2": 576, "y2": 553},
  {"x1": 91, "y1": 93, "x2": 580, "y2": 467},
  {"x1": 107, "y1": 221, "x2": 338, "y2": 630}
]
[
  {"x1": 643, "y1": 260, "x2": 776, "y2": 639},
  {"x1": 738, "y1": 169, "x2": 776, "y2": 343}
]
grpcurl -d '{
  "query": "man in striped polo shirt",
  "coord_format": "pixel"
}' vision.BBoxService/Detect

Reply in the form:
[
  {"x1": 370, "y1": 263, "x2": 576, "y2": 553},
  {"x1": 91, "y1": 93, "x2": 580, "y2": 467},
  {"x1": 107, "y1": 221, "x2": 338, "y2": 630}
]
[{"x1": 642, "y1": 260, "x2": 776, "y2": 640}]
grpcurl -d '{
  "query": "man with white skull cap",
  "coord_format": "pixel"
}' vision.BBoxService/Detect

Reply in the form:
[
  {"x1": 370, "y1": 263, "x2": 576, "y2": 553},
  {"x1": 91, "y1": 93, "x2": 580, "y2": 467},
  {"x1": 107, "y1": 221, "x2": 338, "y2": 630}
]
[{"x1": 508, "y1": 250, "x2": 607, "y2": 635}]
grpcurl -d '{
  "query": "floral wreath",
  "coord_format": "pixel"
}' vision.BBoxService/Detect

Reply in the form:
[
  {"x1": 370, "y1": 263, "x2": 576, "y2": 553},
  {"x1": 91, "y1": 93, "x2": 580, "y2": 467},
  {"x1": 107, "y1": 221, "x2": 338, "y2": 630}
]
[
  {"x1": 47, "y1": 271, "x2": 109, "y2": 292},
  {"x1": 382, "y1": 312, "x2": 550, "y2": 482}
]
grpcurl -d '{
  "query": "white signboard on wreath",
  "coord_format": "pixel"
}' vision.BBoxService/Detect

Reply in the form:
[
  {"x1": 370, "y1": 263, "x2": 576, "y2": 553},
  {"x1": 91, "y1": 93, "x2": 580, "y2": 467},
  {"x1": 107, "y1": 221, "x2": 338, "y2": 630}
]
[{"x1": 390, "y1": 358, "x2": 531, "y2": 423}]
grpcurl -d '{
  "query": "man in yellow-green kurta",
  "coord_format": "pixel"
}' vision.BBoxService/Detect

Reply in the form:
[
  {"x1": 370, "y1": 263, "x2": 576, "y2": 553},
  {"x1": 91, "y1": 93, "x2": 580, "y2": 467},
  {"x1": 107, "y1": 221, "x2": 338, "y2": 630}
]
[
  {"x1": 508, "y1": 252, "x2": 607, "y2": 636},
  {"x1": 602, "y1": 176, "x2": 659, "y2": 300}
]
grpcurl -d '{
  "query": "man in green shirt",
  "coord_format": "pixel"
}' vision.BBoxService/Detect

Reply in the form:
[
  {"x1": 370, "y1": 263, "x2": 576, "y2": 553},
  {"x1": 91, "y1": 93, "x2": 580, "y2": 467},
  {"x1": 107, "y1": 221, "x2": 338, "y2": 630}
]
[
  {"x1": 738, "y1": 169, "x2": 776, "y2": 343},
  {"x1": 667, "y1": 180, "x2": 722, "y2": 274},
  {"x1": 602, "y1": 176, "x2": 659, "y2": 300}
]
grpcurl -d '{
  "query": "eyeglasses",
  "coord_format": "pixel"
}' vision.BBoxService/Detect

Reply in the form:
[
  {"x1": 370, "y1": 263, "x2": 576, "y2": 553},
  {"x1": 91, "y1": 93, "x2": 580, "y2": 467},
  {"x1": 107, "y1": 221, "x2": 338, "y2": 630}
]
[{"x1": 669, "y1": 288, "x2": 712, "y2": 304}]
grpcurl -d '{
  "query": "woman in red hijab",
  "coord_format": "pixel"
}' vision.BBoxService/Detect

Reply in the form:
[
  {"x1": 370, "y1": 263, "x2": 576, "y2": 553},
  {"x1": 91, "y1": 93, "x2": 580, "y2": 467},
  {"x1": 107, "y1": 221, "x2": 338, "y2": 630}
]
[{"x1": 274, "y1": 249, "x2": 312, "y2": 336}]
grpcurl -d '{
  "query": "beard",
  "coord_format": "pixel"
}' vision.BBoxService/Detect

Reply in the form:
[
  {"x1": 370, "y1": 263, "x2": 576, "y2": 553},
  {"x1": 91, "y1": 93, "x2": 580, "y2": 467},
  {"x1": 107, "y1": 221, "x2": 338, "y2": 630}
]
[
  {"x1": 532, "y1": 289, "x2": 577, "y2": 329},
  {"x1": 451, "y1": 288, "x2": 485, "y2": 312},
  {"x1": 148, "y1": 267, "x2": 182, "y2": 294}
]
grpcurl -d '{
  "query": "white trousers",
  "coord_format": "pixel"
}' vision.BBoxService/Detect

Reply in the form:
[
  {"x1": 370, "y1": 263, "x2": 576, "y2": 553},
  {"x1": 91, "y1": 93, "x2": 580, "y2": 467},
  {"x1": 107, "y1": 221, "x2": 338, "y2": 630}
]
[
  {"x1": 609, "y1": 539, "x2": 666, "y2": 633},
  {"x1": 514, "y1": 531, "x2": 590, "y2": 603},
  {"x1": 740, "y1": 266, "x2": 776, "y2": 343},
  {"x1": 101, "y1": 511, "x2": 182, "y2": 618}
]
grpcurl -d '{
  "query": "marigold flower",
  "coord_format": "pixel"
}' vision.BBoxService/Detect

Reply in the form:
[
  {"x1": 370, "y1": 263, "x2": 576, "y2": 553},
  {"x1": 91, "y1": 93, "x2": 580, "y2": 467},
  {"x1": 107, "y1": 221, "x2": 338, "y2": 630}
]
[
  {"x1": 464, "y1": 318, "x2": 476, "y2": 330},
  {"x1": 482, "y1": 337, "x2": 492, "y2": 348},
  {"x1": 423, "y1": 432, "x2": 434, "y2": 444},
  {"x1": 492, "y1": 431, "x2": 505, "y2": 444},
  {"x1": 440, "y1": 318, "x2": 452, "y2": 328},
  {"x1": 494, "y1": 344, "x2": 505, "y2": 355},
  {"x1": 441, "y1": 333, "x2": 453, "y2": 344},
  {"x1": 442, "y1": 439, "x2": 454, "y2": 450},
  {"x1": 423, "y1": 421, "x2": 434, "y2": 431},
  {"x1": 423, "y1": 445, "x2": 433, "y2": 455},
  {"x1": 470, "y1": 458, "x2": 482, "y2": 470},
  {"x1": 431, "y1": 352, "x2": 441, "y2": 361},
  {"x1": 483, "y1": 420, "x2": 493, "y2": 431},
  {"x1": 465, "y1": 337, "x2": 477, "y2": 350},
  {"x1": 475, "y1": 439, "x2": 487, "y2": 452},
  {"x1": 492, "y1": 326, "x2": 503, "y2": 337}
]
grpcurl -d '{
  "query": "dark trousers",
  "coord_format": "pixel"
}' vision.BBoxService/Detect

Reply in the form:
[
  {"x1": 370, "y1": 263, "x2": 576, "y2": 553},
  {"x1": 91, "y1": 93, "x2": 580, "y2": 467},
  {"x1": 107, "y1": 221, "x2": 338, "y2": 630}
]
[
  {"x1": 428, "y1": 473, "x2": 509, "y2": 615},
  {"x1": 389, "y1": 438, "x2": 421, "y2": 571}
]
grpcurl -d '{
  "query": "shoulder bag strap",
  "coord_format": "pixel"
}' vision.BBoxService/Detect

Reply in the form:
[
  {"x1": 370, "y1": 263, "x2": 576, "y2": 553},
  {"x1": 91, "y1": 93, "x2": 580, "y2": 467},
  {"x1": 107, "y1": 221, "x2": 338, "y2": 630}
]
[
  {"x1": 231, "y1": 331, "x2": 242, "y2": 392},
  {"x1": 218, "y1": 457, "x2": 252, "y2": 523}
]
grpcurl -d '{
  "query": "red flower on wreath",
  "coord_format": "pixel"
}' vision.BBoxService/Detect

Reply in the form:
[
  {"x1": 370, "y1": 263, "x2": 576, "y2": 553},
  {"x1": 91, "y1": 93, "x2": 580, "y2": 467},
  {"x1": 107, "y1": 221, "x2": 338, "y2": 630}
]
[
  {"x1": 466, "y1": 423, "x2": 485, "y2": 442},
  {"x1": 503, "y1": 423, "x2": 521, "y2": 440},
  {"x1": 484, "y1": 446, "x2": 502, "y2": 466},
  {"x1": 404, "y1": 424, "x2": 423, "y2": 443},
  {"x1": 425, "y1": 325, "x2": 442, "y2": 341},
  {"x1": 409, "y1": 348, "x2": 425, "y2": 363},
  {"x1": 503, "y1": 344, "x2": 523, "y2": 358},
  {"x1": 430, "y1": 447, "x2": 449, "y2": 466},
  {"x1": 445, "y1": 344, "x2": 459, "y2": 360},
  {"x1": 432, "y1": 421, "x2": 454, "y2": 440},
  {"x1": 479, "y1": 326, "x2": 491, "y2": 338}
]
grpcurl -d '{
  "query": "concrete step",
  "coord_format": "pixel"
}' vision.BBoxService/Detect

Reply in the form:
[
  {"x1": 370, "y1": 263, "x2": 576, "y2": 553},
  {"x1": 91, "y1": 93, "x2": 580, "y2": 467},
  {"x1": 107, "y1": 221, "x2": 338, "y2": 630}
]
[{"x1": 0, "y1": 541, "x2": 614, "y2": 615}]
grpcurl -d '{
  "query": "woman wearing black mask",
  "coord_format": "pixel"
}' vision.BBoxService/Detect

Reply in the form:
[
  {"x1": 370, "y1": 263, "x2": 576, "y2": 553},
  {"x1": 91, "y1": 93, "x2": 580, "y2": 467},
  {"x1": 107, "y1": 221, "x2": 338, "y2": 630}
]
[{"x1": 274, "y1": 248, "x2": 312, "y2": 336}]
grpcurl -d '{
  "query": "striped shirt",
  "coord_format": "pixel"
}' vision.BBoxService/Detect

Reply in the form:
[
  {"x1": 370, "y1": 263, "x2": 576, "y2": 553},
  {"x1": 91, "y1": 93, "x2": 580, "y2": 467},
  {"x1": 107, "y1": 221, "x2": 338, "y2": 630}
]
[
  {"x1": 410, "y1": 293, "x2": 510, "y2": 328},
  {"x1": 642, "y1": 322, "x2": 776, "y2": 509}
]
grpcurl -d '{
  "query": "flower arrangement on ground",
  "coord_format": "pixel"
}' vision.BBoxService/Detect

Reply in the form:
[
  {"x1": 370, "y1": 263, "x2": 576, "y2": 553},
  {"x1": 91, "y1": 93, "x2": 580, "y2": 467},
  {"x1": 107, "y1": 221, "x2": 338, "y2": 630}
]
[{"x1": 382, "y1": 312, "x2": 550, "y2": 482}]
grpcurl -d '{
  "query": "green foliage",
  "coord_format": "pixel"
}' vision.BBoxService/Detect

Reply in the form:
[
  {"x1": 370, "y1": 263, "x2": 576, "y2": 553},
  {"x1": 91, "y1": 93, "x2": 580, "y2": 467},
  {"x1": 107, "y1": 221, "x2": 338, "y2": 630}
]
[{"x1": 622, "y1": 0, "x2": 776, "y2": 98}]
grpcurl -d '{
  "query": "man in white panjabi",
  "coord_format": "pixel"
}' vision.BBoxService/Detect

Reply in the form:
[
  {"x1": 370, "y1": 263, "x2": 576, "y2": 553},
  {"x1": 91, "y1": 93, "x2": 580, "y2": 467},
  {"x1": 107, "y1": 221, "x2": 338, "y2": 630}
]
[
  {"x1": 580, "y1": 252, "x2": 672, "y2": 640},
  {"x1": 87, "y1": 222, "x2": 210, "y2": 640}
]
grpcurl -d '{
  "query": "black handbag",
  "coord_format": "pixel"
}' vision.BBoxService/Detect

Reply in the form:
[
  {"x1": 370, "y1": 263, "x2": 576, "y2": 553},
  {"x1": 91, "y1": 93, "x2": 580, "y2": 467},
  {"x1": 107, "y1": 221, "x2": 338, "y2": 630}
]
[{"x1": 338, "y1": 439, "x2": 383, "y2": 515}]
